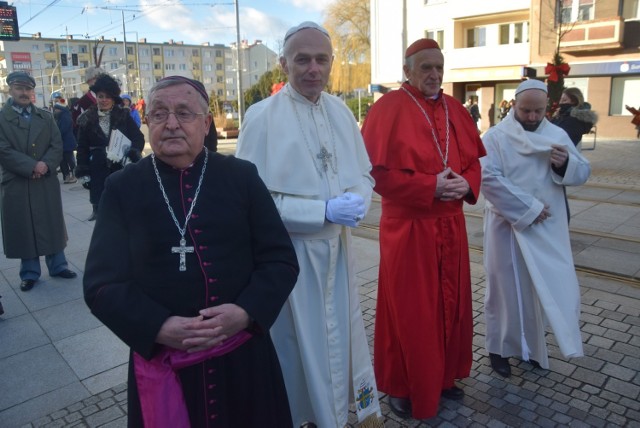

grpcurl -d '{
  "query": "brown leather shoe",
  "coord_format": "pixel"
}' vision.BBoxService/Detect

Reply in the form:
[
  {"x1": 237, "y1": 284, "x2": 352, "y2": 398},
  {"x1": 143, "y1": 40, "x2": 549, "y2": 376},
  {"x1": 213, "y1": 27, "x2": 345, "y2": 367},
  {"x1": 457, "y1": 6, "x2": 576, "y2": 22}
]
[{"x1": 388, "y1": 395, "x2": 411, "y2": 419}]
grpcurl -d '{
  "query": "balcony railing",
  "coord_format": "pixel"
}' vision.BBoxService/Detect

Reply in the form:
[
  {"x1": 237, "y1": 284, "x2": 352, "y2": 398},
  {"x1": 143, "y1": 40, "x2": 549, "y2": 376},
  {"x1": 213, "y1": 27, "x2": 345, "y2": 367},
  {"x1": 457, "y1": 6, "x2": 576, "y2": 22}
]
[{"x1": 559, "y1": 17, "x2": 624, "y2": 52}]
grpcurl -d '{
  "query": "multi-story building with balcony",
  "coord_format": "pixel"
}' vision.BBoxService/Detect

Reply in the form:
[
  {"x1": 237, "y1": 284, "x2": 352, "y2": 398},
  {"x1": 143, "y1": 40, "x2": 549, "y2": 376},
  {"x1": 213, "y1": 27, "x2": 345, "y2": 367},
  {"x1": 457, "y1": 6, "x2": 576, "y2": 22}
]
[
  {"x1": 226, "y1": 39, "x2": 278, "y2": 110},
  {"x1": 0, "y1": 34, "x2": 277, "y2": 111},
  {"x1": 370, "y1": 0, "x2": 640, "y2": 139},
  {"x1": 531, "y1": 0, "x2": 639, "y2": 138}
]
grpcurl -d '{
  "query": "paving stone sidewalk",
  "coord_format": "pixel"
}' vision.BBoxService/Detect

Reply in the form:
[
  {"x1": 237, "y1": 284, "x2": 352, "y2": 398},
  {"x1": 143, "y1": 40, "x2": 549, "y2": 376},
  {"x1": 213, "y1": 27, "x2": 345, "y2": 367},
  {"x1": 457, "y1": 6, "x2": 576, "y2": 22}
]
[
  {"x1": 19, "y1": 247, "x2": 640, "y2": 428},
  {"x1": 8, "y1": 138, "x2": 640, "y2": 427}
]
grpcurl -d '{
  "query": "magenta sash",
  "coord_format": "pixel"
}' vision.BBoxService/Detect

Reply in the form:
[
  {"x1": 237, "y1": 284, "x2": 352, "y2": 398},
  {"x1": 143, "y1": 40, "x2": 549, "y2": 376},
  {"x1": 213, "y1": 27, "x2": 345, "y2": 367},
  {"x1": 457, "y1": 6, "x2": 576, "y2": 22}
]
[{"x1": 133, "y1": 331, "x2": 252, "y2": 428}]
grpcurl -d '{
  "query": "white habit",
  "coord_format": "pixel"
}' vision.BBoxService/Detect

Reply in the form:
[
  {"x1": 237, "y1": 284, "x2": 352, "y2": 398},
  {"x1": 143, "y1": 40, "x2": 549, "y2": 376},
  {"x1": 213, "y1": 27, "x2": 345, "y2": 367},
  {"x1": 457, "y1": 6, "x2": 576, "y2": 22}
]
[
  {"x1": 236, "y1": 84, "x2": 381, "y2": 427},
  {"x1": 481, "y1": 112, "x2": 591, "y2": 368}
]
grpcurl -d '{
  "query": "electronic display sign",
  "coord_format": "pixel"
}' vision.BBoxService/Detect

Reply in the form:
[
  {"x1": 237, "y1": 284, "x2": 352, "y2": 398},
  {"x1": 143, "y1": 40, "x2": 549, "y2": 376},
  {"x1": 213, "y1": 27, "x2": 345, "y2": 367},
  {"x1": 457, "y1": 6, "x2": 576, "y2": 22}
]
[{"x1": 0, "y1": 2, "x2": 19, "y2": 41}]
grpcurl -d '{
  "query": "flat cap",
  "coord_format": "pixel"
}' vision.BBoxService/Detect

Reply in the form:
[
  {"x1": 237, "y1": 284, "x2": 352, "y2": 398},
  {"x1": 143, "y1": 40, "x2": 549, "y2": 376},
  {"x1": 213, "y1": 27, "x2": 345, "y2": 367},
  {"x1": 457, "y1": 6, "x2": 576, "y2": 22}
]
[
  {"x1": 405, "y1": 38, "x2": 440, "y2": 58},
  {"x1": 7, "y1": 71, "x2": 36, "y2": 88},
  {"x1": 515, "y1": 79, "x2": 548, "y2": 96},
  {"x1": 284, "y1": 21, "x2": 330, "y2": 43}
]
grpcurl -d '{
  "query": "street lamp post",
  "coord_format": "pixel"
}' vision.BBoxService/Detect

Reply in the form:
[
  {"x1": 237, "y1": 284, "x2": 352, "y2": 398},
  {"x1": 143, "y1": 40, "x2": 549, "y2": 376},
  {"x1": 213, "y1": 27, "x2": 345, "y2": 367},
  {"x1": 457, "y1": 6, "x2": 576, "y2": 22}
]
[
  {"x1": 234, "y1": 0, "x2": 244, "y2": 128},
  {"x1": 123, "y1": 30, "x2": 142, "y2": 98},
  {"x1": 50, "y1": 61, "x2": 60, "y2": 101},
  {"x1": 357, "y1": 88, "x2": 362, "y2": 123}
]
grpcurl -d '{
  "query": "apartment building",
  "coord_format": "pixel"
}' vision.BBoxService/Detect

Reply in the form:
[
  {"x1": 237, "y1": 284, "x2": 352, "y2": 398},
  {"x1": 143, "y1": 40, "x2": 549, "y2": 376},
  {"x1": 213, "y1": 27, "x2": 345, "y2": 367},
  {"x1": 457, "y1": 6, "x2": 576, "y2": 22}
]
[
  {"x1": 370, "y1": 0, "x2": 640, "y2": 139},
  {"x1": 228, "y1": 39, "x2": 278, "y2": 98},
  {"x1": 0, "y1": 34, "x2": 277, "y2": 110}
]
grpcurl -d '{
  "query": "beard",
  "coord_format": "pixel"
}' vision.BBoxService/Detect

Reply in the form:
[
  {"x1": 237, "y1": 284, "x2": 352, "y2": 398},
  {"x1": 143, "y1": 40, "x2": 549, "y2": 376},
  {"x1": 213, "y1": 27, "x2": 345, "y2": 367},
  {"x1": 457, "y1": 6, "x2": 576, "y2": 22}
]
[{"x1": 515, "y1": 115, "x2": 542, "y2": 132}]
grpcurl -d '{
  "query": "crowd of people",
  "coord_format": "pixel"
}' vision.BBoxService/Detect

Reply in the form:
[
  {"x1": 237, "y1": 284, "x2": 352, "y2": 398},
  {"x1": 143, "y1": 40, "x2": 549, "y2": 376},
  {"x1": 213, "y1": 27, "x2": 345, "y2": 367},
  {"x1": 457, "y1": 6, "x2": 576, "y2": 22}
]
[{"x1": 0, "y1": 21, "x2": 606, "y2": 426}]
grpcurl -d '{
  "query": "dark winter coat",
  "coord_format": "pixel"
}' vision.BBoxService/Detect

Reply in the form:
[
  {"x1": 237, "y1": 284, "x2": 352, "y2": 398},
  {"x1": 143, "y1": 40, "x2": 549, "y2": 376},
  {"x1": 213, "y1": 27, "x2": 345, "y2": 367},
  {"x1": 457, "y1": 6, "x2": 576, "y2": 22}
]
[
  {"x1": 71, "y1": 91, "x2": 96, "y2": 132},
  {"x1": 53, "y1": 104, "x2": 78, "y2": 152},
  {"x1": 76, "y1": 105, "x2": 145, "y2": 167},
  {"x1": 0, "y1": 101, "x2": 68, "y2": 258},
  {"x1": 552, "y1": 104, "x2": 598, "y2": 146}
]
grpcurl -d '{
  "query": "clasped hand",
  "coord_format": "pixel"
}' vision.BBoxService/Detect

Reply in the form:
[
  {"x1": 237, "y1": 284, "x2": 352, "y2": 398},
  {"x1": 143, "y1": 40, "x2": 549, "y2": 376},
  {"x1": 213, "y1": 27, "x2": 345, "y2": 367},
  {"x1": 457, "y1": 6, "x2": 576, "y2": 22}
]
[
  {"x1": 31, "y1": 161, "x2": 48, "y2": 179},
  {"x1": 156, "y1": 304, "x2": 250, "y2": 353},
  {"x1": 435, "y1": 167, "x2": 470, "y2": 201},
  {"x1": 533, "y1": 204, "x2": 551, "y2": 225},
  {"x1": 326, "y1": 192, "x2": 365, "y2": 227},
  {"x1": 550, "y1": 144, "x2": 569, "y2": 168}
]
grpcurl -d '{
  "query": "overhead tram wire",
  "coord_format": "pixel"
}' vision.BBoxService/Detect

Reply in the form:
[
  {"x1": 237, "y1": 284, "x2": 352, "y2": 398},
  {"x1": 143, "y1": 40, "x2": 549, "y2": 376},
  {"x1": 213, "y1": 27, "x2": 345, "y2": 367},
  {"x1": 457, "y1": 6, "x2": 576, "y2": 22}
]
[
  {"x1": 20, "y1": 0, "x2": 63, "y2": 27},
  {"x1": 81, "y1": 2, "x2": 236, "y2": 42}
]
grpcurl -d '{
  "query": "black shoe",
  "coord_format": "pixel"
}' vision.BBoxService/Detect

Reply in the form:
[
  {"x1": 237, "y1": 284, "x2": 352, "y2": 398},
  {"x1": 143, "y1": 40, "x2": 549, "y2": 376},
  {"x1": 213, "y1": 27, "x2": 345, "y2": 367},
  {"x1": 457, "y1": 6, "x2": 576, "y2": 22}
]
[
  {"x1": 51, "y1": 269, "x2": 77, "y2": 279},
  {"x1": 489, "y1": 353, "x2": 511, "y2": 378},
  {"x1": 20, "y1": 279, "x2": 36, "y2": 291},
  {"x1": 441, "y1": 386, "x2": 465, "y2": 400},
  {"x1": 388, "y1": 396, "x2": 411, "y2": 419},
  {"x1": 529, "y1": 359, "x2": 542, "y2": 369}
]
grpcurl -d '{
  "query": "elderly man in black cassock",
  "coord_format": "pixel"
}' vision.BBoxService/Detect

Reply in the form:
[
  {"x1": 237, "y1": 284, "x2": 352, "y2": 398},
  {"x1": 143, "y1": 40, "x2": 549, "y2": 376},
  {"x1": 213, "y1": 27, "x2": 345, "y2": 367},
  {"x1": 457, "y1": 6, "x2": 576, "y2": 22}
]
[{"x1": 83, "y1": 76, "x2": 299, "y2": 427}]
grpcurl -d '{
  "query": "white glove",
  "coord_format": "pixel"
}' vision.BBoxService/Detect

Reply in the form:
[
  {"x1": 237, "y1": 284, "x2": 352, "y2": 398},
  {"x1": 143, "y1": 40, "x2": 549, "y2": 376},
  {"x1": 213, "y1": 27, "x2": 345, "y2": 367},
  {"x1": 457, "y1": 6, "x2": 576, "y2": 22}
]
[{"x1": 325, "y1": 192, "x2": 365, "y2": 227}]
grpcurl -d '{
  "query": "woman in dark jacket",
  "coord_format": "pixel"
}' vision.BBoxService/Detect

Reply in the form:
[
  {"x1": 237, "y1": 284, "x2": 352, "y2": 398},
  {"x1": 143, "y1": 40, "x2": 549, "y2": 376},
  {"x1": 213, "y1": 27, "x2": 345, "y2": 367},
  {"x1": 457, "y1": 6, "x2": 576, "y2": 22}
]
[
  {"x1": 551, "y1": 87, "x2": 598, "y2": 223},
  {"x1": 551, "y1": 87, "x2": 598, "y2": 148},
  {"x1": 75, "y1": 74, "x2": 145, "y2": 221}
]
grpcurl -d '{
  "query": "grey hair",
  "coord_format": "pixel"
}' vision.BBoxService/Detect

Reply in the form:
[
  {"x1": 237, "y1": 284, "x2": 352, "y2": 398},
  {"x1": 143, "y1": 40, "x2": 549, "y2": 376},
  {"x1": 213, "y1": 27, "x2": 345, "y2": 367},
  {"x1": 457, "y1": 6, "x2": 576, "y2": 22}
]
[
  {"x1": 147, "y1": 79, "x2": 209, "y2": 113},
  {"x1": 404, "y1": 55, "x2": 415, "y2": 69}
]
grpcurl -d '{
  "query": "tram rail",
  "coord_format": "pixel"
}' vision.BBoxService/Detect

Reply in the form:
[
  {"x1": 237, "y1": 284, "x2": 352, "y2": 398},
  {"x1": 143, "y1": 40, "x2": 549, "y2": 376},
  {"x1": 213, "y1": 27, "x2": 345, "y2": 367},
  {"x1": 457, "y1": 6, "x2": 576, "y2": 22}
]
[{"x1": 354, "y1": 220, "x2": 640, "y2": 288}]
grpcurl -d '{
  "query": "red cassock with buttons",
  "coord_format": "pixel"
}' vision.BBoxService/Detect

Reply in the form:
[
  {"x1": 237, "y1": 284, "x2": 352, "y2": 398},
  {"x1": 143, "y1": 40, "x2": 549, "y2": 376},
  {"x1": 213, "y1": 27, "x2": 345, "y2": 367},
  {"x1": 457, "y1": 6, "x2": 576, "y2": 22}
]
[
  {"x1": 361, "y1": 83, "x2": 485, "y2": 419},
  {"x1": 84, "y1": 151, "x2": 299, "y2": 427}
]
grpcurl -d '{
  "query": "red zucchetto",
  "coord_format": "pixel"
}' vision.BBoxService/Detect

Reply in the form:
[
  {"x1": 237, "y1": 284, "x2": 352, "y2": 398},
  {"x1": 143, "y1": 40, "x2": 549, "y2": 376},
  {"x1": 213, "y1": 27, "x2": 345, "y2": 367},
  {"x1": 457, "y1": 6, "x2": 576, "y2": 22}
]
[{"x1": 404, "y1": 38, "x2": 441, "y2": 58}]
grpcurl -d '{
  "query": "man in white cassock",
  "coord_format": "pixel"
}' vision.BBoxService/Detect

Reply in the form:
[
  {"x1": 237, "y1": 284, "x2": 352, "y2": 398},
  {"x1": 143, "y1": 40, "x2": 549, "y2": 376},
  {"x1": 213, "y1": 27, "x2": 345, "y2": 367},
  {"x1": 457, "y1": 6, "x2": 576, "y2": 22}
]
[
  {"x1": 481, "y1": 79, "x2": 591, "y2": 378},
  {"x1": 236, "y1": 21, "x2": 382, "y2": 428}
]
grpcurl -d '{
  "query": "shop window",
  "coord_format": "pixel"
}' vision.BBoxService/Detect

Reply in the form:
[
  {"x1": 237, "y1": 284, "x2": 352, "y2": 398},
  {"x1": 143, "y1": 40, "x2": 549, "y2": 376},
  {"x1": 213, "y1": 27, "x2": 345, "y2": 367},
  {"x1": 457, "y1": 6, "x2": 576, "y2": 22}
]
[{"x1": 611, "y1": 76, "x2": 640, "y2": 115}]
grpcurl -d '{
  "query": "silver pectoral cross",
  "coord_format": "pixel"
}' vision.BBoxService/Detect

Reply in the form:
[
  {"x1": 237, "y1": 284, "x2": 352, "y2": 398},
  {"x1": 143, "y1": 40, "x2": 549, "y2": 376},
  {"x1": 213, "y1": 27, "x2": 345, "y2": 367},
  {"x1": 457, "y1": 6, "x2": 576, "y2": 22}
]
[
  {"x1": 316, "y1": 146, "x2": 333, "y2": 172},
  {"x1": 171, "y1": 237, "x2": 194, "y2": 272}
]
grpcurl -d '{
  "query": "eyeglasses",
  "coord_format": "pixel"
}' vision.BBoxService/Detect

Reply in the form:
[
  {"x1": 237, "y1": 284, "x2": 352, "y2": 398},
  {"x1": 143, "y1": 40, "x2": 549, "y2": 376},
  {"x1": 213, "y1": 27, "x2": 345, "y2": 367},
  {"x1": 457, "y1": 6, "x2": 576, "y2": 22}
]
[{"x1": 147, "y1": 110, "x2": 205, "y2": 124}]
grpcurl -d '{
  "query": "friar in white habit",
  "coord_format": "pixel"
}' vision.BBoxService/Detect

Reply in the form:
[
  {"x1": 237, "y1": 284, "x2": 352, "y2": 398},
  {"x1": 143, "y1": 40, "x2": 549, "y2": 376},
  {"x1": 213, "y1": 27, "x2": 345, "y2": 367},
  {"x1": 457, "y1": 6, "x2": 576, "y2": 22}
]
[{"x1": 480, "y1": 79, "x2": 591, "y2": 378}]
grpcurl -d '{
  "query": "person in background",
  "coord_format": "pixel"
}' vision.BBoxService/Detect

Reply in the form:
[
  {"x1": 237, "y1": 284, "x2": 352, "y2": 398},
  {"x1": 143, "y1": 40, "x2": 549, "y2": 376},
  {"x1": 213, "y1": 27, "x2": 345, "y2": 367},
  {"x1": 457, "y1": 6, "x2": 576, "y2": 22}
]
[
  {"x1": 551, "y1": 87, "x2": 597, "y2": 221},
  {"x1": 481, "y1": 79, "x2": 591, "y2": 379},
  {"x1": 236, "y1": 21, "x2": 383, "y2": 428},
  {"x1": 624, "y1": 104, "x2": 640, "y2": 139},
  {"x1": 499, "y1": 99, "x2": 510, "y2": 121},
  {"x1": 75, "y1": 74, "x2": 145, "y2": 221},
  {"x1": 84, "y1": 75, "x2": 299, "y2": 427},
  {"x1": 51, "y1": 91, "x2": 78, "y2": 184},
  {"x1": 0, "y1": 71, "x2": 77, "y2": 293},
  {"x1": 551, "y1": 87, "x2": 598, "y2": 149},
  {"x1": 204, "y1": 109, "x2": 218, "y2": 152},
  {"x1": 135, "y1": 97, "x2": 146, "y2": 121},
  {"x1": 121, "y1": 94, "x2": 142, "y2": 128},
  {"x1": 467, "y1": 96, "x2": 481, "y2": 129},
  {"x1": 361, "y1": 38, "x2": 485, "y2": 420},
  {"x1": 71, "y1": 66, "x2": 104, "y2": 135}
]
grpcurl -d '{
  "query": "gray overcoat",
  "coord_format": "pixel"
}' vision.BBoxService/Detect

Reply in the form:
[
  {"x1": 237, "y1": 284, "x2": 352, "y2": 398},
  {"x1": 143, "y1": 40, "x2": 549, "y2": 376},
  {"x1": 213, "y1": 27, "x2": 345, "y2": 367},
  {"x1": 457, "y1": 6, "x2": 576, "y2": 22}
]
[{"x1": 0, "y1": 101, "x2": 68, "y2": 259}]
